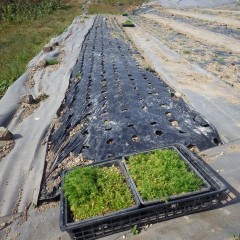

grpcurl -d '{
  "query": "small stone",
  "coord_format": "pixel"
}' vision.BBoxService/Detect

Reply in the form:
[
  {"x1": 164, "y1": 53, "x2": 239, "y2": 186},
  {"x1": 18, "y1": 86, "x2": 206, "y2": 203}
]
[
  {"x1": 0, "y1": 127, "x2": 13, "y2": 141},
  {"x1": 174, "y1": 92, "x2": 182, "y2": 98},
  {"x1": 43, "y1": 46, "x2": 53, "y2": 53},
  {"x1": 171, "y1": 120, "x2": 179, "y2": 128},
  {"x1": 37, "y1": 59, "x2": 46, "y2": 68},
  {"x1": 19, "y1": 94, "x2": 34, "y2": 104},
  {"x1": 0, "y1": 222, "x2": 6, "y2": 227}
]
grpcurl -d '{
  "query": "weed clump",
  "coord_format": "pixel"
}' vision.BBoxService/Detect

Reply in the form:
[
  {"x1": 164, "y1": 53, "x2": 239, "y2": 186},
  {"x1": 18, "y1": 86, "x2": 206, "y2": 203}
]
[
  {"x1": 122, "y1": 19, "x2": 135, "y2": 27},
  {"x1": 63, "y1": 165, "x2": 135, "y2": 221},
  {"x1": 46, "y1": 59, "x2": 59, "y2": 66},
  {"x1": 0, "y1": 0, "x2": 66, "y2": 22},
  {"x1": 127, "y1": 149, "x2": 204, "y2": 202}
]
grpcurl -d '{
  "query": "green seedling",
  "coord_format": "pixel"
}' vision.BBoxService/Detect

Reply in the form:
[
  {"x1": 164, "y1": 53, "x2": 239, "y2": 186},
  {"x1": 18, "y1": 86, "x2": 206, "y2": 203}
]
[
  {"x1": 131, "y1": 225, "x2": 140, "y2": 235},
  {"x1": 123, "y1": 20, "x2": 135, "y2": 27}
]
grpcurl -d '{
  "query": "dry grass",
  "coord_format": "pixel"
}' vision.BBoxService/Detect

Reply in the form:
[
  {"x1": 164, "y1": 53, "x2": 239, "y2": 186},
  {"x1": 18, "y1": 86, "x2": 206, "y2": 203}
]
[{"x1": 87, "y1": 0, "x2": 145, "y2": 15}]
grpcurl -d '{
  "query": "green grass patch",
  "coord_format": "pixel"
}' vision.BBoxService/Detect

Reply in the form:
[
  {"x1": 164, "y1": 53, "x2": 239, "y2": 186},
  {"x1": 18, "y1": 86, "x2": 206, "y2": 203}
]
[
  {"x1": 123, "y1": 19, "x2": 134, "y2": 27},
  {"x1": 0, "y1": 0, "x2": 85, "y2": 98},
  {"x1": 126, "y1": 149, "x2": 204, "y2": 202},
  {"x1": 46, "y1": 58, "x2": 59, "y2": 66},
  {"x1": 63, "y1": 164, "x2": 135, "y2": 221}
]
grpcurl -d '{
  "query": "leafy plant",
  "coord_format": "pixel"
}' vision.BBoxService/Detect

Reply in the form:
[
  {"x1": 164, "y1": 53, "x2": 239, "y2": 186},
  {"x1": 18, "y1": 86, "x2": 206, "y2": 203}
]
[
  {"x1": 0, "y1": 0, "x2": 85, "y2": 98},
  {"x1": 131, "y1": 225, "x2": 140, "y2": 235},
  {"x1": 126, "y1": 149, "x2": 204, "y2": 202},
  {"x1": 123, "y1": 19, "x2": 134, "y2": 26},
  {"x1": 63, "y1": 165, "x2": 135, "y2": 221}
]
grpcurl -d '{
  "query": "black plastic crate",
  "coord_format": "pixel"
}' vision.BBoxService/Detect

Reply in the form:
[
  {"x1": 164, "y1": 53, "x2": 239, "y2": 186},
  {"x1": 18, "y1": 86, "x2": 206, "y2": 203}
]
[
  {"x1": 60, "y1": 145, "x2": 226, "y2": 240},
  {"x1": 60, "y1": 160, "x2": 140, "y2": 229},
  {"x1": 123, "y1": 146, "x2": 212, "y2": 206}
]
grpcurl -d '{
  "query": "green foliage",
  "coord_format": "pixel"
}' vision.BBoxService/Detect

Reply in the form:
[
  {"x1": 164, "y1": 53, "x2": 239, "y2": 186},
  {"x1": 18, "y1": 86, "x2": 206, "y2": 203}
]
[
  {"x1": 131, "y1": 225, "x2": 140, "y2": 235},
  {"x1": 46, "y1": 58, "x2": 59, "y2": 66},
  {"x1": 127, "y1": 149, "x2": 204, "y2": 202},
  {"x1": 0, "y1": 0, "x2": 66, "y2": 22},
  {"x1": 63, "y1": 165, "x2": 135, "y2": 221},
  {"x1": 0, "y1": 0, "x2": 83, "y2": 98},
  {"x1": 123, "y1": 19, "x2": 134, "y2": 26}
]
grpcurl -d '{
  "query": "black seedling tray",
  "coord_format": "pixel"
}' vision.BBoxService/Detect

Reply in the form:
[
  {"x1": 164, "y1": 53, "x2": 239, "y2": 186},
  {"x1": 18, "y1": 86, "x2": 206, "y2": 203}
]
[
  {"x1": 60, "y1": 160, "x2": 140, "y2": 229},
  {"x1": 60, "y1": 145, "x2": 226, "y2": 240},
  {"x1": 123, "y1": 146, "x2": 212, "y2": 206}
]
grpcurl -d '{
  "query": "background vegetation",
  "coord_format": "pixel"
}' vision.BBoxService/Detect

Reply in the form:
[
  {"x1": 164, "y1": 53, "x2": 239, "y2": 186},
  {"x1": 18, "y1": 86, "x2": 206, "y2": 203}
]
[
  {"x1": 88, "y1": 0, "x2": 145, "y2": 14},
  {"x1": 0, "y1": 0, "x2": 85, "y2": 97},
  {"x1": 0, "y1": 0, "x2": 145, "y2": 98}
]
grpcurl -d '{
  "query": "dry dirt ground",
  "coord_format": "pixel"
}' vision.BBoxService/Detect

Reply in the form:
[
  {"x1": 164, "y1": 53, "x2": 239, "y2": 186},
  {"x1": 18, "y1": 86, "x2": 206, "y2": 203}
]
[{"x1": 1, "y1": 2, "x2": 240, "y2": 240}]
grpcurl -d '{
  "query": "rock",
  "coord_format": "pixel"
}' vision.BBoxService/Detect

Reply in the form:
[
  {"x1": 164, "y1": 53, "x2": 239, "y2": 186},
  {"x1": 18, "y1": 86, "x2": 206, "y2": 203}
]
[
  {"x1": 36, "y1": 59, "x2": 46, "y2": 68},
  {"x1": 174, "y1": 92, "x2": 182, "y2": 98},
  {"x1": 0, "y1": 222, "x2": 6, "y2": 227},
  {"x1": 19, "y1": 94, "x2": 34, "y2": 104},
  {"x1": 52, "y1": 42, "x2": 59, "y2": 47},
  {"x1": 43, "y1": 45, "x2": 53, "y2": 53},
  {"x1": 0, "y1": 127, "x2": 13, "y2": 141}
]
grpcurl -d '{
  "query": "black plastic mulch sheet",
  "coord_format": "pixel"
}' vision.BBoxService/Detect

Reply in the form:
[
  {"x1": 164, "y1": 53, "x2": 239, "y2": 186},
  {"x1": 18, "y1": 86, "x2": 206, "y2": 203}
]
[{"x1": 40, "y1": 16, "x2": 221, "y2": 199}]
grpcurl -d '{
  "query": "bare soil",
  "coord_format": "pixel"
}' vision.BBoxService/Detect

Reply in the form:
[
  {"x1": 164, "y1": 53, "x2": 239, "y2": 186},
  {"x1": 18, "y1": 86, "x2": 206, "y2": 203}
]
[{"x1": 0, "y1": 140, "x2": 15, "y2": 161}]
